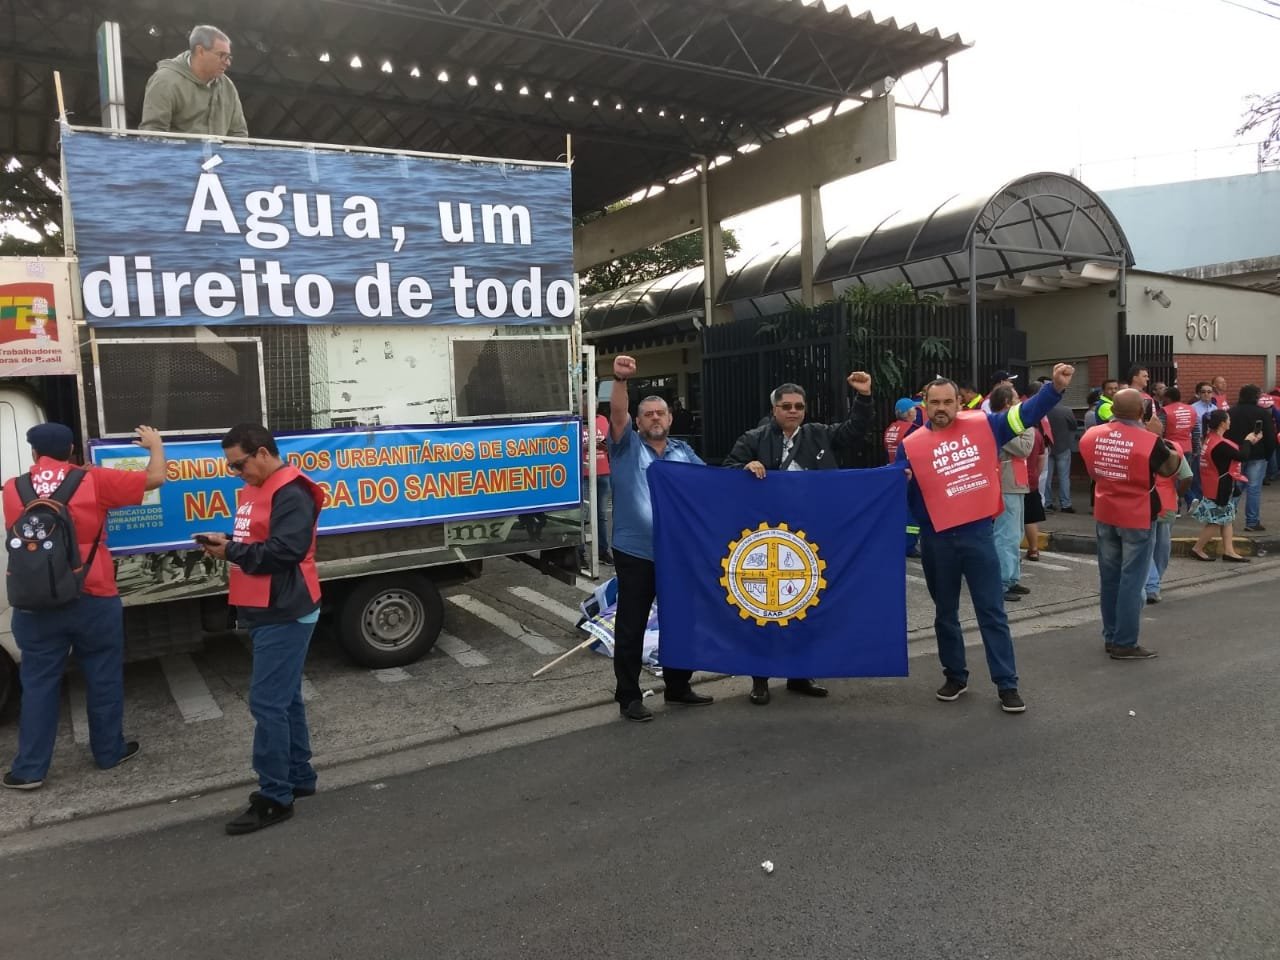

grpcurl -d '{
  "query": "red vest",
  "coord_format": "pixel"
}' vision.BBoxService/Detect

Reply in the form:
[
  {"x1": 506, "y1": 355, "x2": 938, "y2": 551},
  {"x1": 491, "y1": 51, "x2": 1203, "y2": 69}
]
[
  {"x1": 883, "y1": 420, "x2": 914, "y2": 458},
  {"x1": 1079, "y1": 422, "x2": 1158, "y2": 529},
  {"x1": 902, "y1": 412, "x2": 1003, "y2": 531},
  {"x1": 1163, "y1": 402, "x2": 1196, "y2": 452},
  {"x1": 1154, "y1": 440, "x2": 1183, "y2": 515},
  {"x1": 1200, "y1": 433, "x2": 1245, "y2": 497},
  {"x1": 228, "y1": 465, "x2": 324, "y2": 609},
  {"x1": 1260, "y1": 394, "x2": 1276, "y2": 410},
  {"x1": 1213, "y1": 392, "x2": 1229, "y2": 411}
]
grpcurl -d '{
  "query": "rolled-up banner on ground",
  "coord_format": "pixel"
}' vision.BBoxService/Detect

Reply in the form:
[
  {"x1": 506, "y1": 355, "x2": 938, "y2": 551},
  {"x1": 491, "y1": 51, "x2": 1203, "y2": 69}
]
[{"x1": 648, "y1": 462, "x2": 909, "y2": 678}]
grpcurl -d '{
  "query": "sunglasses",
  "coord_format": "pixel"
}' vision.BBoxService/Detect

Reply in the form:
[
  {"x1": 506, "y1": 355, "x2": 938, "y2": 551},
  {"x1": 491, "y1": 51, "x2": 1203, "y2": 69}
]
[
  {"x1": 775, "y1": 402, "x2": 805, "y2": 412},
  {"x1": 227, "y1": 453, "x2": 253, "y2": 473}
]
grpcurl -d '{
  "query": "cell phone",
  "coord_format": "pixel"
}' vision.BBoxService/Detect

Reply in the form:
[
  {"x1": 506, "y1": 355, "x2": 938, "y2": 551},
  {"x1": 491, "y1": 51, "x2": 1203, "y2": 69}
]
[
  {"x1": 1143, "y1": 399, "x2": 1154, "y2": 420},
  {"x1": 1256, "y1": 420, "x2": 1265, "y2": 434},
  {"x1": 193, "y1": 534, "x2": 215, "y2": 545}
]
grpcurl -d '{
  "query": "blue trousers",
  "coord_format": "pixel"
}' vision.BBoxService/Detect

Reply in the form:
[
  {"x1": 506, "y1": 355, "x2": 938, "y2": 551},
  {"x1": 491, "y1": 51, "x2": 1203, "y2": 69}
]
[
  {"x1": 993, "y1": 492, "x2": 1025, "y2": 589},
  {"x1": 1096, "y1": 522, "x2": 1155, "y2": 651},
  {"x1": 10, "y1": 594, "x2": 129, "y2": 780},
  {"x1": 249, "y1": 618, "x2": 317, "y2": 805},
  {"x1": 920, "y1": 525, "x2": 1019, "y2": 690},
  {"x1": 1145, "y1": 518, "x2": 1173, "y2": 599},
  {"x1": 1242, "y1": 459, "x2": 1266, "y2": 528},
  {"x1": 1045, "y1": 450, "x2": 1073, "y2": 509}
]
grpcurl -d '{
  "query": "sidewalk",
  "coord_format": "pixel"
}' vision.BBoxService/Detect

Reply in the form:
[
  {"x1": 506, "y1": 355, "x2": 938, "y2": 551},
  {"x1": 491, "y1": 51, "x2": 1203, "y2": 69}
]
[{"x1": 1036, "y1": 477, "x2": 1279, "y2": 558}]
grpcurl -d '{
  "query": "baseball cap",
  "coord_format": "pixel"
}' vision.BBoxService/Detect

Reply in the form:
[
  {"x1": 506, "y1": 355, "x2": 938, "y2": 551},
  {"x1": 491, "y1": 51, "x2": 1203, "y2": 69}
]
[
  {"x1": 27, "y1": 422, "x2": 75, "y2": 457},
  {"x1": 894, "y1": 398, "x2": 917, "y2": 417},
  {"x1": 990, "y1": 370, "x2": 1018, "y2": 383}
]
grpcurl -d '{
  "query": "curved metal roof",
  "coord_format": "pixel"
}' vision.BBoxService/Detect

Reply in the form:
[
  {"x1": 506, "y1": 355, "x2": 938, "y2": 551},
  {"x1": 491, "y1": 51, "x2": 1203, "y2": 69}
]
[
  {"x1": 719, "y1": 172, "x2": 1134, "y2": 302},
  {"x1": 2, "y1": 0, "x2": 967, "y2": 225}
]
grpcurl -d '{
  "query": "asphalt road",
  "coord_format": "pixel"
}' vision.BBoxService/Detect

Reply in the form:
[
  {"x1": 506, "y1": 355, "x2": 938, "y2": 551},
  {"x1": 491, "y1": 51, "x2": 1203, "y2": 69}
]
[{"x1": 5, "y1": 568, "x2": 1278, "y2": 960}]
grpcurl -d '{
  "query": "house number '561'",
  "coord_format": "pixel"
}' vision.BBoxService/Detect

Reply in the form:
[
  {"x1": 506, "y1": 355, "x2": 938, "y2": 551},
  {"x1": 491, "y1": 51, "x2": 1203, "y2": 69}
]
[{"x1": 1185, "y1": 314, "x2": 1219, "y2": 341}]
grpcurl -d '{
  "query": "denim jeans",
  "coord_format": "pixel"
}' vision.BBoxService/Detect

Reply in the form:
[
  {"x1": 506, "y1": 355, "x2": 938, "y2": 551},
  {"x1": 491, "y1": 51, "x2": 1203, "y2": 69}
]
[
  {"x1": 1242, "y1": 459, "x2": 1266, "y2": 528},
  {"x1": 1046, "y1": 450, "x2": 1073, "y2": 508},
  {"x1": 1145, "y1": 518, "x2": 1173, "y2": 599},
  {"x1": 249, "y1": 618, "x2": 317, "y2": 805},
  {"x1": 10, "y1": 594, "x2": 129, "y2": 780},
  {"x1": 919, "y1": 525, "x2": 1019, "y2": 690},
  {"x1": 993, "y1": 492, "x2": 1025, "y2": 589},
  {"x1": 1096, "y1": 522, "x2": 1155, "y2": 650}
]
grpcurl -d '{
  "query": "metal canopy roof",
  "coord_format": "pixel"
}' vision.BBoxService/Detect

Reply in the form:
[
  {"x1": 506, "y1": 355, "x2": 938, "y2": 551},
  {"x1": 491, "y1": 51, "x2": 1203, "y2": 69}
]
[
  {"x1": 582, "y1": 172, "x2": 1135, "y2": 337},
  {"x1": 1, "y1": 0, "x2": 967, "y2": 224},
  {"x1": 719, "y1": 173, "x2": 1135, "y2": 303}
]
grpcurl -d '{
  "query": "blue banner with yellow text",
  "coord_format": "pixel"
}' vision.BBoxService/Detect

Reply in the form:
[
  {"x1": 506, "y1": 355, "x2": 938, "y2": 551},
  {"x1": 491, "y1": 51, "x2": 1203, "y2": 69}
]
[
  {"x1": 649, "y1": 462, "x2": 908, "y2": 678},
  {"x1": 90, "y1": 421, "x2": 580, "y2": 553}
]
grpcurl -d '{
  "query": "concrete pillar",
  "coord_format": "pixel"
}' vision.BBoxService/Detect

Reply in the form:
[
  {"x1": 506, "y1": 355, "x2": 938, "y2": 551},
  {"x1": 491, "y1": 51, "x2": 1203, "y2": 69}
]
[
  {"x1": 800, "y1": 184, "x2": 835, "y2": 307},
  {"x1": 703, "y1": 220, "x2": 735, "y2": 326}
]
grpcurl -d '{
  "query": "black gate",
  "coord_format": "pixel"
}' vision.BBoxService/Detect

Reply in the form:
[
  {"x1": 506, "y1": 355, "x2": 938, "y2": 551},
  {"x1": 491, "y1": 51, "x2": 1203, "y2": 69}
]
[
  {"x1": 1124, "y1": 334, "x2": 1176, "y2": 388},
  {"x1": 701, "y1": 302, "x2": 1018, "y2": 465}
]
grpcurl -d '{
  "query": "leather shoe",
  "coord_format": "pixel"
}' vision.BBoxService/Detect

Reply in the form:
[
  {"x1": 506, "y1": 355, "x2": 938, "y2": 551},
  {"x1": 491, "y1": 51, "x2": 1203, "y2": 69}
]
[
  {"x1": 749, "y1": 680, "x2": 770, "y2": 705},
  {"x1": 664, "y1": 689, "x2": 714, "y2": 706},
  {"x1": 785, "y1": 679, "x2": 829, "y2": 697}
]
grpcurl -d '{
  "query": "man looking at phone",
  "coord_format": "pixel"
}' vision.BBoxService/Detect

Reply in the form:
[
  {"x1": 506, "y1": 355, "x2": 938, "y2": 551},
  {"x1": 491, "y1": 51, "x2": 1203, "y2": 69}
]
[
  {"x1": 198, "y1": 424, "x2": 325, "y2": 834},
  {"x1": 1226, "y1": 385, "x2": 1277, "y2": 532}
]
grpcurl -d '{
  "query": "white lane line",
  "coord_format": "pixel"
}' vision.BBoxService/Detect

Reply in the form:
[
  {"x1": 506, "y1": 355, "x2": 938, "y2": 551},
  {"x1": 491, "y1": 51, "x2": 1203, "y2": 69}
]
[
  {"x1": 300, "y1": 676, "x2": 318, "y2": 702},
  {"x1": 67, "y1": 675, "x2": 90, "y2": 745},
  {"x1": 1025, "y1": 561, "x2": 1072, "y2": 572},
  {"x1": 448, "y1": 594, "x2": 565, "y2": 655},
  {"x1": 159, "y1": 654, "x2": 224, "y2": 723},
  {"x1": 1039, "y1": 551, "x2": 1096, "y2": 566},
  {"x1": 435, "y1": 631, "x2": 490, "y2": 667},
  {"x1": 371, "y1": 667, "x2": 413, "y2": 683},
  {"x1": 574, "y1": 576, "x2": 603, "y2": 594},
  {"x1": 906, "y1": 574, "x2": 927, "y2": 585},
  {"x1": 507, "y1": 586, "x2": 582, "y2": 626}
]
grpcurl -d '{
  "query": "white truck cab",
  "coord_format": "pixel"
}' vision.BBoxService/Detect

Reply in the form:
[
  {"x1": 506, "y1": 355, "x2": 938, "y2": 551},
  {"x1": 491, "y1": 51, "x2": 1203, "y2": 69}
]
[{"x1": 0, "y1": 384, "x2": 44, "y2": 711}]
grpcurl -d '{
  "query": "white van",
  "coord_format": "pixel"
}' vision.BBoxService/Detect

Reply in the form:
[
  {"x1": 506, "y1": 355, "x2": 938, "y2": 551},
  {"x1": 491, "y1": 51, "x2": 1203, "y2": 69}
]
[{"x1": 0, "y1": 385, "x2": 43, "y2": 713}]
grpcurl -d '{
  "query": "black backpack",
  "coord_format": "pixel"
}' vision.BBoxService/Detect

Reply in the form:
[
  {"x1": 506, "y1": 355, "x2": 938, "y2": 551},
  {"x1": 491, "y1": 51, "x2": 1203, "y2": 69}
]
[{"x1": 5, "y1": 470, "x2": 103, "y2": 610}]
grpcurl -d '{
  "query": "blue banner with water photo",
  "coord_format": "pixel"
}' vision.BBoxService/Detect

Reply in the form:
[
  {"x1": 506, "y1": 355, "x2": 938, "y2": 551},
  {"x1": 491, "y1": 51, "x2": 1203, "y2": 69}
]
[
  {"x1": 61, "y1": 126, "x2": 575, "y2": 327},
  {"x1": 90, "y1": 421, "x2": 581, "y2": 553},
  {"x1": 649, "y1": 462, "x2": 909, "y2": 679}
]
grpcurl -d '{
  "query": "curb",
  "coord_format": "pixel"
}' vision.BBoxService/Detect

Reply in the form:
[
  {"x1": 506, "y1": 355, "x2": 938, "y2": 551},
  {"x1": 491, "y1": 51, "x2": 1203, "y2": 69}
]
[{"x1": 1048, "y1": 531, "x2": 1277, "y2": 559}]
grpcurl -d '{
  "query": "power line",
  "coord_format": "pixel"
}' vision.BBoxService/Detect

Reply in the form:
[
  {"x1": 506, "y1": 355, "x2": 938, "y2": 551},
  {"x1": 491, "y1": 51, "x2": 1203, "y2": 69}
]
[{"x1": 1221, "y1": 0, "x2": 1280, "y2": 20}]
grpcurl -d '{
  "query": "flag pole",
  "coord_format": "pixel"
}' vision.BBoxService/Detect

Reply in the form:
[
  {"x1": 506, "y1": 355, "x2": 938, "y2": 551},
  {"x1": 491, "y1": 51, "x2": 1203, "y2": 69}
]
[{"x1": 531, "y1": 635, "x2": 597, "y2": 677}]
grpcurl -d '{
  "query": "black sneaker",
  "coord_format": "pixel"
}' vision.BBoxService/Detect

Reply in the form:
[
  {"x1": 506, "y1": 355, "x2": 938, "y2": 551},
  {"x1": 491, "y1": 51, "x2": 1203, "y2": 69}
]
[
  {"x1": 1110, "y1": 645, "x2": 1158, "y2": 660},
  {"x1": 103, "y1": 741, "x2": 140, "y2": 770},
  {"x1": 936, "y1": 679, "x2": 968, "y2": 701},
  {"x1": 1104, "y1": 644, "x2": 1116, "y2": 654},
  {"x1": 225, "y1": 792, "x2": 295, "y2": 835},
  {"x1": 1008, "y1": 584, "x2": 1031, "y2": 595},
  {"x1": 292, "y1": 784, "x2": 317, "y2": 799},
  {"x1": 663, "y1": 689, "x2": 714, "y2": 706},
  {"x1": 619, "y1": 701, "x2": 653, "y2": 722},
  {"x1": 1003, "y1": 589, "x2": 1022, "y2": 602},
  {"x1": 1061, "y1": 507, "x2": 1076, "y2": 514},
  {"x1": 1145, "y1": 595, "x2": 1160, "y2": 605},
  {"x1": 998, "y1": 689, "x2": 1027, "y2": 713},
  {"x1": 2, "y1": 772, "x2": 43, "y2": 791}
]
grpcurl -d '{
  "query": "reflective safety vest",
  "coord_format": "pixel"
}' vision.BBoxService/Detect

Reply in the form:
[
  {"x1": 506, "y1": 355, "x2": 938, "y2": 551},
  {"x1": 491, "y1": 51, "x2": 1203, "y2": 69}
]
[
  {"x1": 1079, "y1": 422, "x2": 1158, "y2": 529},
  {"x1": 228, "y1": 465, "x2": 324, "y2": 610},
  {"x1": 902, "y1": 412, "x2": 1003, "y2": 532},
  {"x1": 1200, "y1": 433, "x2": 1245, "y2": 499},
  {"x1": 1154, "y1": 440, "x2": 1183, "y2": 515},
  {"x1": 1163, "y1": 401, "x2": 1196, "y2": 453}
]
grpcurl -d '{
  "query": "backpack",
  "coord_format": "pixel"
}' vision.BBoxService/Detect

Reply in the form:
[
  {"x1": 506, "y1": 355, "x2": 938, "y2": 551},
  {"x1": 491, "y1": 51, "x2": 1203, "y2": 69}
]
[{"x1": 5, "y1": 470, "x2": 103, "y2": 610}]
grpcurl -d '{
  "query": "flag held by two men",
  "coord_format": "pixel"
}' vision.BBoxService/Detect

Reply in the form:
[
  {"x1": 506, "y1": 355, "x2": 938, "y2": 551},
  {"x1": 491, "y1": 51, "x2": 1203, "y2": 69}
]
[{"x1": 648, "y1": 462, "x2": 909, "y2": 679}]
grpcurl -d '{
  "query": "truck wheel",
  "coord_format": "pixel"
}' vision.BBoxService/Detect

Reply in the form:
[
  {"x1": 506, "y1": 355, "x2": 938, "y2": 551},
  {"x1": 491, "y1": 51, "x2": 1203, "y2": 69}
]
[
  {"x1": 0, "y1": 649, "x2": 15, "y2": 719},
  {"x1": 337, "y1": 574, "x2": 443, "y2": 668}
]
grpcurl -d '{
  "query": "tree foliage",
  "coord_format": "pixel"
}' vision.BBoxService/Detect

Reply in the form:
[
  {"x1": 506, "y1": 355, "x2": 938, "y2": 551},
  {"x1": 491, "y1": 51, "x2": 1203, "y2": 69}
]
[
  {"x1": 1238, "y1": 92, "x2": 1280, "y2": 165},
  {"x1": 0, "y1": 163, "x2": 63, "y2": 256},
  {"x1": 578, "y1": 212, "x2": 740, "y2": 297}
]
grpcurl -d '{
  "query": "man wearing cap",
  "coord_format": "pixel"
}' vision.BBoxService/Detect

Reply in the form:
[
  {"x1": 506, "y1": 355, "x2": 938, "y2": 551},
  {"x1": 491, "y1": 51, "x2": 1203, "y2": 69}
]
[
  {"x1": 980, "y1": 371, "x2": 1016, "y2": 414},
  {"x1": 727, "y1": 371, "x2": 876, "y2": 704},
  {"x1": 2, "y1": 422, "x2": 166, "y2": 790},
  {"x1": 884, "y1": 398, "x2": 923, "y2": 555}
]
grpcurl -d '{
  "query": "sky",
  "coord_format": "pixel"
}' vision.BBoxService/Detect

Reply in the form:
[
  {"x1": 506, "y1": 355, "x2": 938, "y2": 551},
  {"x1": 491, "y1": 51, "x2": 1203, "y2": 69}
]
[{"x1": 726, "y1": 0, "x2": 1280, "y2": 253}]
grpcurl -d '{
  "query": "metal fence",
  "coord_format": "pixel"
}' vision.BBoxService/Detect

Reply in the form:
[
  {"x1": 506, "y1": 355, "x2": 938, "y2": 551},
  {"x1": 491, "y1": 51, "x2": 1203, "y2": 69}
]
[
  {"x1": 701, "y1": 301, "x2": 1021, "y2": 465},
  {"x1": 1123, "y1": 334, "x2": 1175, "y2": 389}
]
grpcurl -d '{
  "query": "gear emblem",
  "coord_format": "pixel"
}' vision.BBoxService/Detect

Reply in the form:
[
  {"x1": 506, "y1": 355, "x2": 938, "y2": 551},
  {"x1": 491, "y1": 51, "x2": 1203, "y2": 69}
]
[{"x1": 719, "y1": 522, "x2": 827, "y2": 627}]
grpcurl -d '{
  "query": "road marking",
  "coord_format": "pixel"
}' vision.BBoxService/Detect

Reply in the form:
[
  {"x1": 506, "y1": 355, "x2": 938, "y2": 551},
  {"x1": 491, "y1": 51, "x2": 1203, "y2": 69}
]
[
  {"x1": 67, "y1": 675, "x2": 89, "y2": 745},
  {"x1": 435, "y1": 631, "x2": 490, "y2": 667},
  {"x1": 448, "y1": 594, "x2": 565, "y2": 655},
  {"x1": 507, "y1": 586, "x2": 582, "y2": 626},
  {"x1": 159, "y1": 654, "x2": 224, "y2": 723},
  {"x1": 300, "y1": 676, "x2": 318, "y2": 702},
  {"x1": 1024, "y1": 561, "x2": 1072, "y2": 572},
  {"x1": 1039, "y1": 551, "x2": 1095, "y2": 566},
  {"x1": 574, "y1": 576, "x2": 604, "y2": 594},
  {"x1": 371, "y1": 667, "x2": 413, "y2": 683}
]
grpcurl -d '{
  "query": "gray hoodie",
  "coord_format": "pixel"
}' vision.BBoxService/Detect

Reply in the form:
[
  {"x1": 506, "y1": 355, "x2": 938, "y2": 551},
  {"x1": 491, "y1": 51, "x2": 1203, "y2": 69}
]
[{"x1": 138, "y1": 52, "x2": 248, "y2": 137}]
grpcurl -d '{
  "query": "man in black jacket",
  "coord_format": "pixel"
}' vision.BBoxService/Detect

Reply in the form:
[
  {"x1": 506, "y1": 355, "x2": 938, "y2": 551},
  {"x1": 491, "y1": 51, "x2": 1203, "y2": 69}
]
[
  {"x1": 1227, "y1": 384, "x2": 1278, "y2": 532},
  {"x1": 723, "y1": 371, "x2": 874, "y2": 704}
]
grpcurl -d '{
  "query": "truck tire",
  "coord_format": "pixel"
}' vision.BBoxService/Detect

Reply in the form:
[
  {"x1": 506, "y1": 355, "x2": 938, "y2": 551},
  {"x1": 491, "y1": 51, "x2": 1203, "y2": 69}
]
[
  {"x1": 0, "y1": 649, "x2": 15, "y2": 719},
  {"x1": 336, "y1": 574, "x2": 443, "y2": 668}
]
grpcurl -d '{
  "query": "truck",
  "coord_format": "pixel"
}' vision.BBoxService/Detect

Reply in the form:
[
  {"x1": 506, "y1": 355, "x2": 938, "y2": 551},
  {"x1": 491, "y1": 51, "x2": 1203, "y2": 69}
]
[{"x1": 0, "y1": 123, "x2": 603, "y2": 715}]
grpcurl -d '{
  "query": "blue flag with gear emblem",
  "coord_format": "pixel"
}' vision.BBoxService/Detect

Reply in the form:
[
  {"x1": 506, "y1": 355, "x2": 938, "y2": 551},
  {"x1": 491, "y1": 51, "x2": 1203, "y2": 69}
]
[{"x1": 647, "y1": 461, "x2": 908, "y2": 678}]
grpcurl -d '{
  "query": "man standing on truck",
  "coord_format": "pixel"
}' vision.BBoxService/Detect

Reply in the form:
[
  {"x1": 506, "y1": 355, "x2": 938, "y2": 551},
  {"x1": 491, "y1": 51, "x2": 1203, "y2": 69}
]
[
  {"x1": 197, "y1": 424, "x2": 326, "y2": 834},
  {"x1": 139, "y1": 25, "x2": 248, "y2": 137},
  {"x1": 2, "y1": 421, "x2": 166, "y2": 791}
]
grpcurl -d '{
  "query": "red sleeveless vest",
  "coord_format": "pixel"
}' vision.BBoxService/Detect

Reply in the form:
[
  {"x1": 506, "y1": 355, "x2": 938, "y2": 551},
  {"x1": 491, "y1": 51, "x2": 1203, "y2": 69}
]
[
  {"x1": 883, "y1": 420, "x2": 914, "y2": 458},
  {"x1": 1163, "y1": 402, "x2": 1195, "y2": 452},
  {"x1": 1079, "y1": 422, "x2": 1158, "y2": 529},
  {"x1": 1199, "y1": 433, "x2": 1244, "y2": 499},
  {"x1": 902, "y1": 412, "x2": 1003, "y2": 531},
  {"x1": 228, "y1": 465, "x2": 324, "y2": 609},
  {"x1": 1153, "y1": 440, "x2": 1183, "y2": 515}
]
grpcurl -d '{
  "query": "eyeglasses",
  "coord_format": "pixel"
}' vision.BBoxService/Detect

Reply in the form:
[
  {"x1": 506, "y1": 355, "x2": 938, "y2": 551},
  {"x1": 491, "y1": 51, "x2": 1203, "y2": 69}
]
[
  {"x1": 227, "y1": 453, "x2": 252, "y2": 473},
  {"x1": 1198, "y1": 388, "x2": 1213, "y2": 394},
  {"x1": 206, "y1": 48, "x2": 233, "y2": 63},
  {"x1": 775, "y1": 402, "x2": 805, "y2": 412}
]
